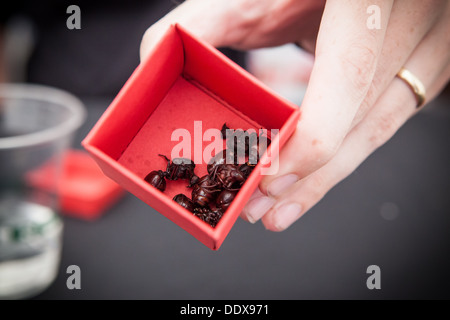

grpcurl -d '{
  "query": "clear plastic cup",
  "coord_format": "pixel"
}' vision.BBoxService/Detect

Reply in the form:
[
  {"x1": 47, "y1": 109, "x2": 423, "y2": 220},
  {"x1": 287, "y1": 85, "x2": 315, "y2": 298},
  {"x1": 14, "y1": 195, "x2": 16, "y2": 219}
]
[{"x1": 0, "y1": 83, "x2": 86, "y2": 299}]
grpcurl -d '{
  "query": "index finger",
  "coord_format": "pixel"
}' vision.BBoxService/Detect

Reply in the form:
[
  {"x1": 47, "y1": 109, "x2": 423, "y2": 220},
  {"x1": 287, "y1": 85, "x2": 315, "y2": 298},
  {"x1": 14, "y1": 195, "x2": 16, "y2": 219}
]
[{"x1": 140, "y1": 0, "x2": 234, "y2": 60}]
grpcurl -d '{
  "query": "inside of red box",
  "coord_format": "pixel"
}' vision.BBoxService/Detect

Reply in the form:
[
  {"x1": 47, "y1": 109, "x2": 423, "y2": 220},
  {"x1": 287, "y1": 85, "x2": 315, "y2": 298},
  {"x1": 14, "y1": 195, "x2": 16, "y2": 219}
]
[
  {"x1": 102, "y1": 25, "x2": 297, "y2": 208},
  {"x1": 118, "y1": 76, "x2": 261, "y2": 200},
  {"x1": 180, "y1": 27, "x2": 295, "y2": 130},
  {"x1": 88, "y1": 26, "x2": 184, "y2": 161}
]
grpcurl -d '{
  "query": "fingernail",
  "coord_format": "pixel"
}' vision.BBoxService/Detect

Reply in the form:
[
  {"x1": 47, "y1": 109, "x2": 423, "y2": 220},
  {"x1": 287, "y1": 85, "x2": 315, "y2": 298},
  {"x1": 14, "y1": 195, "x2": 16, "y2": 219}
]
[
  {"x1": 245, "y1": 196, "x2": 275, "y2": 224},
  {"x1": 267, "y1": 174, "x2": 299, "y2": 197},
  {"x1": 249, "y1": 187, "x2": 264, "y2": 201},
  {"x1": 273, "y1": 203, "x2": 302, "y2": 231}
]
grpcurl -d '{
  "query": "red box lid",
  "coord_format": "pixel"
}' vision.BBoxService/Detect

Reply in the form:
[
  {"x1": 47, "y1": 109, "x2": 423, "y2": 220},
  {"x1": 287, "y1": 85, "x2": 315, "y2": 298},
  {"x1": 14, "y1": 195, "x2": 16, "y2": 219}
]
[{"x1": 82, "y1": 24, "x2": 300, "y2": 249}]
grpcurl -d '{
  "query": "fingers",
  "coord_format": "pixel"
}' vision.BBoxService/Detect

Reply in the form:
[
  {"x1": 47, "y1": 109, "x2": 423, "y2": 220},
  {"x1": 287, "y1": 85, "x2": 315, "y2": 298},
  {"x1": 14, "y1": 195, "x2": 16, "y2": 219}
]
[
  {"x1": 258, "y1": 0, "x2": 393, "y2": 193},
  {"x1": 140, "y1": 0, "x2": 327, "y2": 61},
  {"x1": 259, "y1": 79, "x2": 428, "y2": 231},
  {"x1": 397, "y1": 1, "x2": 450, "y2": 105},
  {"x1": 258, "y1": 0, "x2": 445, "y2": 193},
  {"x1": 140, "y1": 0, "x2": 236, "y2": 60},
  {"x1": 260, "y1": 81, "x2": 415, "y2": 231},
  {"x1": 350, "y1": 0, "x2": 447, "y2": 127},
  {"x1": 244, "y1": 3, "x2": 450, "y2": 230}
]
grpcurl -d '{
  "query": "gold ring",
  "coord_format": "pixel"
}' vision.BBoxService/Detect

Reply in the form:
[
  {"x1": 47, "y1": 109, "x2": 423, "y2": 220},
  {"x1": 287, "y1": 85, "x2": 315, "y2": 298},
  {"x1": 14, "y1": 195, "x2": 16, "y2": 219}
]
[{"x1": 396, "y1": 67, "x2": 426, "y2": 108}]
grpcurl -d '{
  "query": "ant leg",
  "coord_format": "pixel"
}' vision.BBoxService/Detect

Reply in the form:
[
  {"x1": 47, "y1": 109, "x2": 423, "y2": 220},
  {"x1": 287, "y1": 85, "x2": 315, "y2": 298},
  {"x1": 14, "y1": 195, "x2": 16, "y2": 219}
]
[
  {"x1": 158, "y1": 154, "x2": 172, "y2": 178},
  {"x1": 158, "y1": 154, "x2": 170, "y2": 162}
]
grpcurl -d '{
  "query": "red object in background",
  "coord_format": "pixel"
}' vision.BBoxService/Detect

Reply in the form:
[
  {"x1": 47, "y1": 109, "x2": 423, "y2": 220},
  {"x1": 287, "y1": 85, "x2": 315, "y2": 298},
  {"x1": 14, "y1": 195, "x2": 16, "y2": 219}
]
[
  {"x1": 82, "y1": 24, "x2": 300, "y2": 250},
  {"x1": 26, "y1": 149, "x2": 124, "y2": 220}
]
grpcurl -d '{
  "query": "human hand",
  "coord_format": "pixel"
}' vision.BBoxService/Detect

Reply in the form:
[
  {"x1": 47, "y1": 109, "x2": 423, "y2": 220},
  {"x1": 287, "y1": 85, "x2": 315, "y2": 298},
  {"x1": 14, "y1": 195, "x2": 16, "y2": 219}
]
[{"x1": 140, "y1": 0, "x2": 450, "y2": 231}]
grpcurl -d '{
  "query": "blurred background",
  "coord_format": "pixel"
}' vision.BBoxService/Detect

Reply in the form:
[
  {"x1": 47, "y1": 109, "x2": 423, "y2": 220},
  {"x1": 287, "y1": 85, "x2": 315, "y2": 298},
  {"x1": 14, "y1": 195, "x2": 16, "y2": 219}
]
[{"x1": 1, "y1": 0, "x2": 449, "y2": 300}]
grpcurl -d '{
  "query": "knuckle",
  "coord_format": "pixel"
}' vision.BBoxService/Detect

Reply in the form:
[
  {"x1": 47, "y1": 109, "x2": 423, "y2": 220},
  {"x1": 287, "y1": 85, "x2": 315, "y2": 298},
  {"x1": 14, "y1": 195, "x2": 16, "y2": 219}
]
[
  {"x1": 308, "y1": 138, "x2": 339, "y2": 165},
  {"x1": 309, "y1": 172, "x2": 328, "y2": 192},
  {"x1": 302, "y1": 124, "x2": 341, "y2": 165},
  {"x1": 315, "y1": 144, "x2": 335, "y2": 164}
]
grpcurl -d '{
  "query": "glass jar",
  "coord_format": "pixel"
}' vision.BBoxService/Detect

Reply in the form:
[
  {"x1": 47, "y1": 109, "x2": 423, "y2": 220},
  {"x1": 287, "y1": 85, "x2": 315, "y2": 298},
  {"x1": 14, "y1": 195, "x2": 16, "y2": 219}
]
[{"x1": 0, "y1": 84, "x2": 85, "y2": 299}]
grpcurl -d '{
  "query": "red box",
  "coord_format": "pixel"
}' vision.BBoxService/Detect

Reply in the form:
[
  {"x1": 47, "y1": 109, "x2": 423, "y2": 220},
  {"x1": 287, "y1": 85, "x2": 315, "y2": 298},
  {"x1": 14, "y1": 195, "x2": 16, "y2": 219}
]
[
  {"x1": 82, "y1": 24, "x2": 300, "y2": 250},
  {"x1": 26, "y1": 150, "x2": 124, "y2": 220}
]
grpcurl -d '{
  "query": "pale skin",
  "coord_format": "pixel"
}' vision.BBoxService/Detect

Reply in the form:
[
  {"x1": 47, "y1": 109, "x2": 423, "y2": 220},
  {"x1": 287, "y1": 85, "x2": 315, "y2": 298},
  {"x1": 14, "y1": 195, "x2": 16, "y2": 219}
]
[{"x1": 140, "y1": 0, "x2": 450, "y2": 231}]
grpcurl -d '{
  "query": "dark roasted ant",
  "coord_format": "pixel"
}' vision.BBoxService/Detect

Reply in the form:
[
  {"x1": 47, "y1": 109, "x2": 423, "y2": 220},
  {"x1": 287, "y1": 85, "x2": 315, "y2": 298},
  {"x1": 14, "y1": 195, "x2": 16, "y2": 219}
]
[
  {"x1": 225, "y1": 129, "x2": 246, "y2": 156},
  {"x1": 173, "y1": 194, "x2": 195, "y2": 213},
  {"x1": 223, "y1": 125, "x2": 259, "y2": 158},
  {"x1": 207, "y1": 149, "x2": 237, "y2": 175},
  {"x1": 147, "y1": 124, "x2": 270, "y2": 228},
  {"x1": 144, "y1": 170, "x2": 166, "y2": 192},
  {"x1": 193, "y1": 206, "x2": 223, "y2": 228},
  {"x1": 188, "y1": 174, "x2": 199, "y2": 187},
  {"x1": 239, "y1": 162, "x2": 256, "y2": 179},
  {"x1": 191, "y1": 175, "x2": 221, "y2": 207},
  {"x1": 221, "y1": 123, "x2": 272, "y2": 163},
  {"x1": 248, "y1": 133, "x2": 271, "y2": 164},
  {"x1": 159, "y1": 154, "x2": 198, "y2": 184},
  {"x1": 216, "y1": 190, "x2": 238, "y2": 211},
  {"x1": 213, "y1": 164, "x2": 246, "y2": 190}
]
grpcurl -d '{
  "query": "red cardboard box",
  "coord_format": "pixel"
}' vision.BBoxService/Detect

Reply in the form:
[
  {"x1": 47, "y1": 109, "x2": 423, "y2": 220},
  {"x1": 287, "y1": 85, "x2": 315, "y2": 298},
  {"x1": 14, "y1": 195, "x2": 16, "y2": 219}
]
[
  {"x1": 26, "y1": 150, "x2": 124, "y2": 220},
  {"x1": 82, "y1": 24, "x2": 300, "y2": 250}
]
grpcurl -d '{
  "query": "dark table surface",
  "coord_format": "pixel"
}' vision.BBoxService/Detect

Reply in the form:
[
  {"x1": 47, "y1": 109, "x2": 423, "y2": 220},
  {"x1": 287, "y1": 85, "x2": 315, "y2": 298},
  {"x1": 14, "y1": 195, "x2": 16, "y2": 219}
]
[{"x1": 34, "y1": 92, "x2": 450, "y2": 300}]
